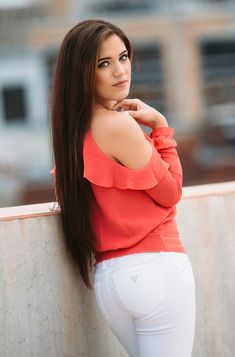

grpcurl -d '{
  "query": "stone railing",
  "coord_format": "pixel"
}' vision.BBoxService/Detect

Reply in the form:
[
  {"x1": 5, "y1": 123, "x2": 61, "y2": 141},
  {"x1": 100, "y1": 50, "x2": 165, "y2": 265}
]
[{"x1": 0, "y1": 181, "x2": 235, "y2": 357}]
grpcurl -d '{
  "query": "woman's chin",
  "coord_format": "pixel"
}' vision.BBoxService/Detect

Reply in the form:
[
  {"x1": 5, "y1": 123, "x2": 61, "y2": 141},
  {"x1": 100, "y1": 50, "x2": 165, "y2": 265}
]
[{"x1": 117, "y1": 93, "x2": 129, "y2": 102}]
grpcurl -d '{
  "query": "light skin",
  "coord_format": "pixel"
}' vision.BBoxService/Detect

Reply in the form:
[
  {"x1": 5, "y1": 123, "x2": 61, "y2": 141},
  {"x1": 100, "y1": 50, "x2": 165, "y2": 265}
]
[
  {"x1": 92, "y1": 34, "x2": 168, "y2": 170},
  {"x1": 95, "y1": 34, "x2": 131, "y2": 110}
]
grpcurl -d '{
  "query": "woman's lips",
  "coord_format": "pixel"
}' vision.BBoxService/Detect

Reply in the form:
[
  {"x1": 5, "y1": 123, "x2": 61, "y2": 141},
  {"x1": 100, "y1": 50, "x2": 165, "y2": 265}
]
[{"x1": 112, "y1": 80, "x2": 128, "y2": 88}]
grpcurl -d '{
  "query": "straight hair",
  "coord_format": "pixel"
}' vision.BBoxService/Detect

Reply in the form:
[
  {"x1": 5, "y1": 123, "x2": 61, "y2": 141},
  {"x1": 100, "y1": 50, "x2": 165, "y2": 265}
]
[{"x1": 51, "y1": 19, "x2": 132, "y2": 287}]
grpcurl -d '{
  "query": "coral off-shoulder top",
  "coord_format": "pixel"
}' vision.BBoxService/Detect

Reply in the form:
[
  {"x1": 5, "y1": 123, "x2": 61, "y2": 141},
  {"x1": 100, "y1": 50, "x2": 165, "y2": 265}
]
[{"x1": 83, "y1": 126, "x2": 186, "y2": 264}]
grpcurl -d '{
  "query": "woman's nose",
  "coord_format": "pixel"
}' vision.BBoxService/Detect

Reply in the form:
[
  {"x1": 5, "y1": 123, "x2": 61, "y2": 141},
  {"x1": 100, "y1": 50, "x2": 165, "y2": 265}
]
[{"x1": 113, "y1": 62, "x2": 125, "y2": 77}]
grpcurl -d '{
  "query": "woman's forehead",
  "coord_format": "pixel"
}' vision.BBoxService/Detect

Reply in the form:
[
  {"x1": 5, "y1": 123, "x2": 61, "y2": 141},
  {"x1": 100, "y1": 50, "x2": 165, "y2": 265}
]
[{"x1": 98, "y1": 34, "x2": 126, "y2": 57}]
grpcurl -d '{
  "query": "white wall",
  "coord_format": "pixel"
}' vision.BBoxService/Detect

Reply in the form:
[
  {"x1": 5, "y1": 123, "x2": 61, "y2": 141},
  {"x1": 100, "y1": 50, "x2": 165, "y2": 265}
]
[
  {"x1": 0, "y1": 51, "x2": 52, "y2": 206},
  {"x1": 0, "y1": 181, "x2": 235, "y2": 357}
]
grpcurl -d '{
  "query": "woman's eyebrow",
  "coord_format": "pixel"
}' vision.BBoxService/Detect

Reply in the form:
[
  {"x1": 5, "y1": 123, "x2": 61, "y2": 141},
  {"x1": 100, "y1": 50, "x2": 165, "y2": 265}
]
[{"x1": 98, "y1": 49, "x2": 127, "y2": 62}]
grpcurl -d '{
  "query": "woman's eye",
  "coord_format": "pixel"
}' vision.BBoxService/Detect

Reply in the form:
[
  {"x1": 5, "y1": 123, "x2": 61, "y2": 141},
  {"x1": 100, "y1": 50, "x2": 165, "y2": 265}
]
[
  {"x1": 120, "y1": 54, "x2": 128, "y2": 61},
  {"x1": 98, "y1": 61, "x2": 109, "y2": 68}
]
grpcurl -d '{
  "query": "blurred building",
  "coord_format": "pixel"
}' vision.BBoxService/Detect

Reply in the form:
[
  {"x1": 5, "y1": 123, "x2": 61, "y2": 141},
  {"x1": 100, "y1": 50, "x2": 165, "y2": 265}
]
[{"x1": 1, "y1": 0, "x2": 235, "y2": 206}]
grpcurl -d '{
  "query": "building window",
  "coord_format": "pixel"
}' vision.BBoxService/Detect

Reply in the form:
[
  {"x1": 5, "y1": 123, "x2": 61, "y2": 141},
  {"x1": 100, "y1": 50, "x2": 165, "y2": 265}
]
[
  {"x1": 130, "y1": 45, "x2": 165, "y2": 113},
  {"x1": 89, "y1": 0, "x2": 152, "y2": 13},
  {"x1": 201, "y1": 39, "x2": 235, "y2": 107},
  {"x1": 2, "y1": 85, "x2": 27, "y2": 123}
]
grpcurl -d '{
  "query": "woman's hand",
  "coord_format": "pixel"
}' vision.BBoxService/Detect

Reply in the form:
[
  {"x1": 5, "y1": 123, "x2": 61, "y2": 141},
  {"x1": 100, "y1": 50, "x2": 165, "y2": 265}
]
[{"x1": 113, "y1": 98, "x2": 168, "y2": 129}]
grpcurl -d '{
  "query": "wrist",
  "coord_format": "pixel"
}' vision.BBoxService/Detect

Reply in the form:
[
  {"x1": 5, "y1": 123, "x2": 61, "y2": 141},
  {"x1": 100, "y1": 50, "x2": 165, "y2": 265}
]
[
  {"x1": 151, "y1": 115, "x2": 168, "y2": 129},
  {"x1": 150, "y1": 126, "x2": 174, "y2": 138}
]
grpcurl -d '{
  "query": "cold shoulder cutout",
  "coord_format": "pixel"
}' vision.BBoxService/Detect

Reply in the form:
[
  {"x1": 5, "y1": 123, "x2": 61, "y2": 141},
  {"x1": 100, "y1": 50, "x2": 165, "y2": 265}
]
[{"x1": 83, "y1": 129, "x2": 169, "y2": 190}]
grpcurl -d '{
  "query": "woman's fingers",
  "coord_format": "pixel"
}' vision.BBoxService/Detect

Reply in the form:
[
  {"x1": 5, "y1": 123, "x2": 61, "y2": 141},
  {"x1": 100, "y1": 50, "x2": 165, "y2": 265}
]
[
  {"x1": 127, "y1": 110, "x2": 151, "y2": 126},
  {"x1": 127, "y1": 110, "x2": 144, "y2": 119},
  {"x1": 127, "y1": 110, "x2": 153, "y2": 127},
  {"x1": 113, "y1": 98, "x2": 168, "y2": 128},
  {"x1": 113, "y1": 99, "x2": 139, "y2": 111}
]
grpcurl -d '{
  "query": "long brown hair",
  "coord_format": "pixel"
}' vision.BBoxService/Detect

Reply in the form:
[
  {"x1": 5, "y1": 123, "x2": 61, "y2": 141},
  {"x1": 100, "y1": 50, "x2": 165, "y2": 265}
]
[{"x1": 51, "y1": 19, "x2": 132, "y2": 288}]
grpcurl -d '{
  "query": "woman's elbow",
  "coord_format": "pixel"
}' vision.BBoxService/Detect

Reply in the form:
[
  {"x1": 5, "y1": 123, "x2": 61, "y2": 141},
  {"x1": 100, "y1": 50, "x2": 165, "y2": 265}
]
[
  {"x1": 145, "y1": 179, "x2": 182, "y2": 207},
  {"x1": 157, "y1": 185, "x2": 182, "y2": 207}
]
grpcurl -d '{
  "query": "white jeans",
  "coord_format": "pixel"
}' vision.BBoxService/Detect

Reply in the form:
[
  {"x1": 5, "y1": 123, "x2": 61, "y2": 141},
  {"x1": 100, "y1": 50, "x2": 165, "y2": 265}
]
[{"x1": 93, "y1": 252, "x2": 196, "y2": 357}]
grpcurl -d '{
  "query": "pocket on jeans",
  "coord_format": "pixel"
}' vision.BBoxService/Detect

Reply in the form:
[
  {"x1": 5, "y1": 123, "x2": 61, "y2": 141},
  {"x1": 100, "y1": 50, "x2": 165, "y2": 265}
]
[
  {"x1": 175, "y1": 255, "x2": 195, "y2": 290},
  {"x1": 94, "y1": 281, "x2": 111, "y2": 326},
  {"x1": 113, "y1": 265, "x2": 165, "y2": 317}
]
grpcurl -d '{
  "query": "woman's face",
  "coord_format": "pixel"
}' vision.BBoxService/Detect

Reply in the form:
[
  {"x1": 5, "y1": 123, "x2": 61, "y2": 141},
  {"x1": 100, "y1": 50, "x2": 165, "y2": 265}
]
[{"x1": 94, "y1": 34, "x2": 131, "y2": 110}]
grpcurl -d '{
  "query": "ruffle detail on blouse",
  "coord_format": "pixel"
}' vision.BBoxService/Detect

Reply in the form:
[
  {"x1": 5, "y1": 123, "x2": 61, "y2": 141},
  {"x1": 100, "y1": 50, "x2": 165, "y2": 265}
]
[{"x1": 83, "y1": 131, "x2": 169, "y2": 190}]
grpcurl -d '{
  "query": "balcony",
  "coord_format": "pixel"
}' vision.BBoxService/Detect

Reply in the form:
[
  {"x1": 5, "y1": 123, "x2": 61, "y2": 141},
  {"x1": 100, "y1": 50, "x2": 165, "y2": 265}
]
[{"x1": 0, "y1": 181, "x2": 235, "y2": 356}]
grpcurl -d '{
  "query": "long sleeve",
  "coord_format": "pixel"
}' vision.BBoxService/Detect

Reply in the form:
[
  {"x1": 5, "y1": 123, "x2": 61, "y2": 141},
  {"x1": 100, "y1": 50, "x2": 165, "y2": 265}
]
[{"x1": 144, "y1": 127, "x2": 183, "y2": 207}]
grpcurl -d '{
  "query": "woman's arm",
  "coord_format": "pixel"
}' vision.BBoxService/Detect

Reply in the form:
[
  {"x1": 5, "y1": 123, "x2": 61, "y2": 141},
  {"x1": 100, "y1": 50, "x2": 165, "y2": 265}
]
[
  {"x1": 110, "y1": 99, "x2": 183, "y2": 207},
  {"x1": 144, "y1": 127, "x2": 183, "y2": 207}
]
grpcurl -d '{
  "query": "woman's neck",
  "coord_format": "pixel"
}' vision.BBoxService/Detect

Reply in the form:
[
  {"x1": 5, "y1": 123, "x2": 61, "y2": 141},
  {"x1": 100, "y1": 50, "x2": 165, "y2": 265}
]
[{"x1": 94, "y1": 101, "x2": 117, "y2": 111}]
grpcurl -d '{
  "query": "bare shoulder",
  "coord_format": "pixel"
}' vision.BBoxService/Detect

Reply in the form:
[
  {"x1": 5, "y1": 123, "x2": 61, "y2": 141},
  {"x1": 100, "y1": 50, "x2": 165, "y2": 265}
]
[
  {"x1": 91, "y1": 108, "x2": 144, "y2": 140},
  {"x1": 90, "y1": 109, "x2": 152, "y2": 168}
]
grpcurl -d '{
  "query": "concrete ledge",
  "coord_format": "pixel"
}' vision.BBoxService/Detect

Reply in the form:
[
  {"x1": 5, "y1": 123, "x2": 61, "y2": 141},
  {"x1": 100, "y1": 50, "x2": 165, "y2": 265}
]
[
  {"x1": 182, "y1": 180, "x2": 235, "y2": 199},
  {"x1": 0, "y1": 202, "x2": 59, "y2": 221},
  {"x1": 0, "y1": 181, "x2": 235, "y2": 356},
  {"x1": 1, "y1": 180, "x2": 235, "y2": 221},
  {"x1": 177, "y1": 181, "x2": 235, "y2": 357}
]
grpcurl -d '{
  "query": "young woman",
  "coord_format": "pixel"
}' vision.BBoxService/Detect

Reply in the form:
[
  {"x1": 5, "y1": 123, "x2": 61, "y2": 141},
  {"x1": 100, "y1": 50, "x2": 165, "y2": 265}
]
[{"x1": 51, "y1": 19, "x2": 196, "y2": 357}]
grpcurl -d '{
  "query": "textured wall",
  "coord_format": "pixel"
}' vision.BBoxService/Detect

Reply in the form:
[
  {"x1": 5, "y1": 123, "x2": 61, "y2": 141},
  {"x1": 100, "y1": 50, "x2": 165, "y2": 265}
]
[
  {"x1": 0, "y1": 211, "x2": 128, "y2": 357},
  {"x1": 177, "y1": 182, "x2": 235, "y2": 357},
  {"x1": 0, "y1": 181, "x2": 235, "y2": 357}
]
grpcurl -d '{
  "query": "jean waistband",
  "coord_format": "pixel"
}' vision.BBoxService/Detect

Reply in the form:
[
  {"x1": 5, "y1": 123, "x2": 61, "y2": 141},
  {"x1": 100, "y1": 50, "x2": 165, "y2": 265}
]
[{"x1": 95, "y1": 252, "x2": 184, "y2": 273}]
